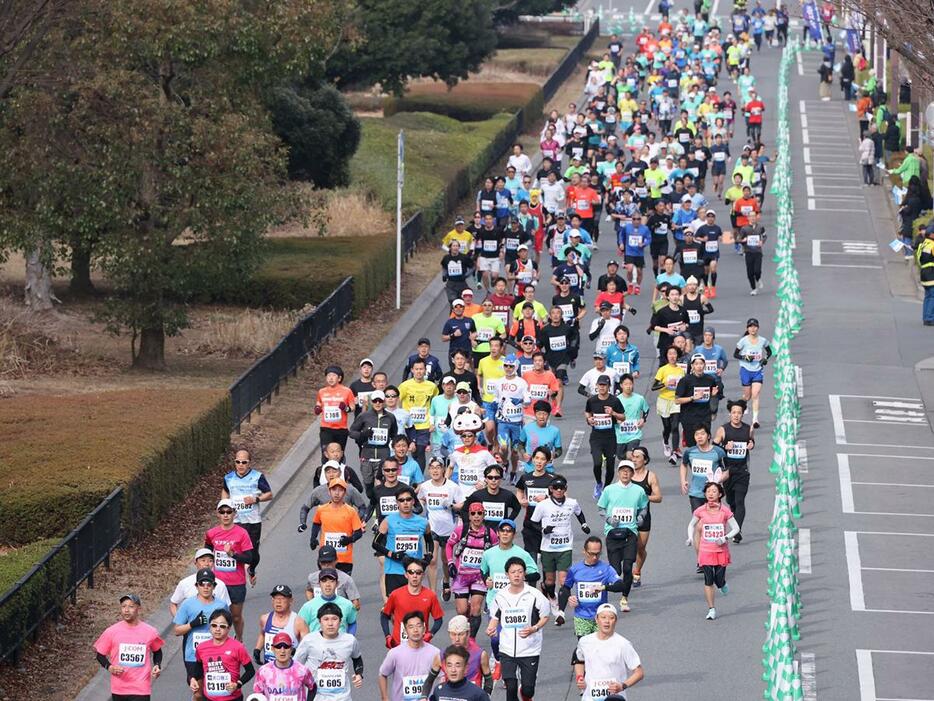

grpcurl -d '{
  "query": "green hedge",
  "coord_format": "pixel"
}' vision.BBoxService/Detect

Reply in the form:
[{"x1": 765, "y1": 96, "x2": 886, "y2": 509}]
[
  {"x1": 384, "y1": 82, "x2": 544, "y2": 130},
  {"x1": 0, "y1": 539, "x2": 70, "y2": 662},
  {"x1": 123, "y1": 395, "x2": 232, "y2": 538}
]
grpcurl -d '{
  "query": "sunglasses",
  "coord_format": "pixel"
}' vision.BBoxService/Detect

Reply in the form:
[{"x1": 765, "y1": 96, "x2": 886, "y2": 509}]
[
  {"x1": 272, "y1": 643, "x2": 292, "y2": 649},
  {"x1": 552, "y1": 485, "x2": 567, "y2": 490},
  {"x1": 456, "y1": 390, "x2": 469, "y2": 394},
  {"x1": 371, "y1": 398, "x2": 385, "y2": 402},
  {"x1": 487, "y1": 475, "x2": 502, "y2": 481},
  {"x1": 385, "y1": 394, "x2": 398, "y2": 399},
  {"x1": 234, "y1": 460, "x2": 249, "y2": 465},
  {"x1": 210, "y1": 623, "x2": 229, "y2": 629},
  {"x1": 383, "y1": 468, "x2": 398, "y2": 473},
  {"x1": 406, "y1": 569, "x2": 424, "y2": 575},
  {"x1": 218, "y1": 509, "x2": 234, "y2": 515},
  {"x1": 397, "y1": 497, "x2": 414, "y2": 503},
  {"x1": 197, "y1": 581, "x2": 215, "y2": 586}
]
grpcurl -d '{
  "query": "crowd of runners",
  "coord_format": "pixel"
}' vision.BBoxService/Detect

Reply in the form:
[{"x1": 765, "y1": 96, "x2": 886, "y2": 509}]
[{"x1": 93, "y1": 4, "x2": 785, "y2": 700}]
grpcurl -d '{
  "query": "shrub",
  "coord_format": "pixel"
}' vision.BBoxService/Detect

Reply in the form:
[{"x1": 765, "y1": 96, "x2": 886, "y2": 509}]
[
  {"x1": 488, "y1": 48, "x2": 569, "y2": 76},
  {"x1": 0, "y1": 389, "x2": 229, "y2": 545},
  {"x1": 384, "y1": 82, "x2": 543, "y2": 129}
]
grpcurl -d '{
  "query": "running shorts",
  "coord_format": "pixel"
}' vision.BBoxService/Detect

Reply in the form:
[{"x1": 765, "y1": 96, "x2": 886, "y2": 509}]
[{"x1": 739, "y1": 367, "x2": 764, "y2": 386}]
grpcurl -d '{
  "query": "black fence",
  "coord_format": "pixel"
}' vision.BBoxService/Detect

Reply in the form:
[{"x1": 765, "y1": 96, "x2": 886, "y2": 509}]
[
  {"x1": 401, "y1": 211, "x2": 424, "y2": 260},
  {"x1": 542, "y1": 18, "x2": 600, "y2": 100},
  {"x1": 0, "y1": 487, "x2": 123, "y2": 665},
  {"x1": 230, "y1": 277, "x2": 354, "y2": 431}
]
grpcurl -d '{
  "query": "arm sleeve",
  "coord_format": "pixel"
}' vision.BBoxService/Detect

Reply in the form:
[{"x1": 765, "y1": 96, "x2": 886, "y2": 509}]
[
  {"x1": 352, "y1": 655, "x2": 364, "y2": 676},
  {"x1": 96, "y1": 652, "x2": 110, "y2": 669},
  {"x1": 686, "y1": 515, "x2": 699, "y2": 542},
  {"x1": 725, "y1": 516, "x2": 741, "y2": 540},
  {"x1": 380, "y1": 611, "x2": 392, "y2": 636},
  {"x1": 239, "y1": 662, "x2": 255, "y2": 685}
]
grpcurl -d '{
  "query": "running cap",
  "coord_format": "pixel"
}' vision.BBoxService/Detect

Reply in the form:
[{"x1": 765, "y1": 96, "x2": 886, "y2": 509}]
[
  {"x1": 196, "y1": 568, "x2": 216, "y2": 584},
  {"x1": 455, "y1": 381, "x2": 471, "y2": 392},
  {"x1": 327, "y1": 478, "x2": 347, "y2": 490},
  {"x1": 323, "y1": 460, "x2": 342, "y2": 472},
  {"x1": 271, "y1": 632, "x2": 294, "y2": 647},
  {"x1": 448, "y1": 615, "x2": 471, "y2": 633},
  {"x1": 194, "y1": 547, "x2": 213, "y2": 560},
  {"x1": 318, "y1": 568, "x2": 339, "y2": 581},
  {"x1": 681, "y1": 194, "x2": 692, "y2": 202},
  {"x1": 441, "y1": 376, "x2": 456, "y2": 385},
  {"x1": 119, "y1": 593, "x2": 141, "y2": 605},
  {"x1": 216, "y1": 498, "x2": 235, "y2": 511},
  {"x1": 462, "y1": 288, "x2": 475, "y2": 297},
  {"x1": 359, "y1": 358, "x2": 373, "y2": 367},
  {"x1": 417, "y1": 337, "x2": 431, "y2": 346},
  {"x1": 593, "y1": 350, "x2": 605, "y2": 358},
  {"x1": 607, "y1": 260, "x2": 619, "y2": 267},
  {"x1": 596, "y1": 374, "x2": 612, "y2": 385},
  {"x1": 549, "y1": 476, "x2": 568, "y2": 488},
  {"x1": 705, "y1": 209, "x2": 716, "y2": 216},
  {"x1": 617, "y1": 459, "x2": 635, "y2": 472},
  {"x1": 691, "y1": 352, "x2": 706, "y2": 363},
  {"x1": 521, "y1": 335, "x2": 536, "y2": 343},
  {"x1": 498, "y1": 518, "x2": 518, "y2": 531},
  {"x1": 270, "y1": 584, "x2": 292, "y2": 598},
  {"x1": 318, "y1": 546, "x2": 338, "y2": 562},
  {"x1": 685, "y1": 276, "x2": 699, "y2": 285},
  {"x1": 452, "y1": 299, "x2": 466, "y2": 307},
  {"x1": 599, "y1": 301, "x2": 613, "y2": 310},
  {"x1": 454, "y1": 216, "x2": 466, "y2": 225},
  {"x1": 503, "y1": 354, "x2": 518, "y2": 366},
  {"x1": 569, "y1": 229, "x2": 583, "y2": 238},
  {"x1": 556, "y1": 212, "x2": 566, "y2": 219},
  {"x1": 596, "y1": 603, "x2": 618, "y2": 617},
  {"x1": 746, "y1": 317, "x2": 760, "y2": 327},
  {"x1": 370, "y1": 390, "x2": 386, "y2": 401},
  {"x1": 468, "y1": 502, "x2": 485, "y2": 513},
  {"x1": 517, "y1": 244, "x2": 529, "y2": 250}
]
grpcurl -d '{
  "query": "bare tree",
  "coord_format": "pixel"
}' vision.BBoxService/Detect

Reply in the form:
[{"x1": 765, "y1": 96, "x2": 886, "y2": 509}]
[{"x1": 0, "y1": 0, "x2": 70, "y2": 98}]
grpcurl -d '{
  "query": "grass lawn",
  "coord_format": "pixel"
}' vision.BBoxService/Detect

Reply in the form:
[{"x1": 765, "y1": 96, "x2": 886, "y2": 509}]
[
  {"x1": 0, "y1": 539, "x2": 60, "y2": 594},
  {"x1": 489, "y1": 48, "x2": 568, "y2": 75}
]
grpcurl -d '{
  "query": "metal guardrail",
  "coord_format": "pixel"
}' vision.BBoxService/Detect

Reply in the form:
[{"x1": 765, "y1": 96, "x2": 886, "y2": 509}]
[
  {"x1": 0, "y1": 487, "x2": 124, "y2": 665},
  {"x1": 229, "y1": 277, "x2": 354, "y2": 431}
]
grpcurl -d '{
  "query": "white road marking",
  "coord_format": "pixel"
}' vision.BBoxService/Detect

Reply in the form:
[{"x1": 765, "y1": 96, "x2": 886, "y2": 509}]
[
  {"x1": 803, "y1": 146, "x2": 811, "y2": 163},
  {"x1": 800, "y1": 652, "x2": 817, "y2": 701},
  {"x1": 642, "y1": 0, "x2": 655, "y2": 19},
  {"x1": 829, "y1": 394, "x2": 847, "y2": 443},
  {"x1": 797, "y1": 51, "x2": 804, "y2": 76},
  {"x1": 808, "y1": 202, "x2": 870, "y2": 214},
  {"x1": 844, "y1": 531, "x2": 866, "y2": 611},
  {"x1": 839, "y1": 454, "x2": 855, "y2": 513},
  {"x1": 856, "y1": 649, "x2": 876, "y2": 701},
  {"x1": 874, "y1": 409, "x2": 926, "y2": 417},
  {"x1": 801, "y1": 113, "x2": 808, "y2": 128},
  {"x1": 852, "y1": 481, "x2": 934, "y2": 488},
  {"x1": 802, "y1": 128, "x2": 810, "y2": 145},
  {"x1": 799, "y1": 528, "x2": 812, "y2": 574},
  {"x1": 876, "y1": 416, "x2": 928, "y2": 424},
  {"x1": 873, "y1": 400, "x2": 924, "y2": 410},
  {"x1": 797, "y1": 440, "x2": 808, "y2": 473},
  {"x1": 795, "y1": 365, "x2": 804, "y2": 399},
  {"x1": 862, "y1": 566, "x2": 934, "y2": 573},
  {"x1": 563, "y1": 429, "x2": 585, "y2": 465},
  {"x1": 839, "y1": 453, "x2": 934, "y2": 461}
]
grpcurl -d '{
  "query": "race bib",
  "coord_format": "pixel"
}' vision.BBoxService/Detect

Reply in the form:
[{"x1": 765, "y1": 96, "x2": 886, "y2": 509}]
[
  {"x1": 665, "y1": 375, "x2": 680, "y2": 390},
  {"x1": 324, "y1": 532, "x2": 347, "y2": 553},
  {"x1": 592, "y1": 413, "x2": 612, "y2": 429},
  {"x1": 550, "y1": 335, "x2": 567, "y2": 351},
  {"x1": 502, "y1": 606, "x2": 530, "y2": 629},
  {"x1": 483, "y1": 239, "x2": 498, "y2": 252},
  {"x1": 483, "y1": 502, "x2": 506, "y2": 521},
  {"x1": 687, "y1": 309, "x2": 701, "y2": 324},
  {"x1": 402, "y1": 675, "x2": 427, "y2": 701},
  {"x1": 655, "y1": 223, "x2": 668, "y2": 233},
  {"x1": 682, "y1": 250, "x2": 698, "y2": 264},
  {"x1": 746, "y1": 234, "x2": 761, "y2": 247},
  {"x1": 619, "y1": 420, "x2": 638, "y2": 434},
  {"x1": 547, "y1": 531, "x2": 571, "y2": 548},
  {"x1": 492, "y1": 573, "x2": 509, "y2": 590},
  {"x1": 741, "y1": 205, "x2": 753, "y2": 216},
  {"x1": 728, "y1": 443, "x2": 748, "y2": 459},
  {"x1": 192, "y1": 631, "x2": 211, "y2": 650},
  {"x1": 705, "y1": 240, "x2": 719, "y2": 252},
  {"x1": 461, "y1": 547, "x2": 484, "y2": 568},
  {"x1": 315, "y1": 667, "x2": 346, "y2": 694},
  {"x1": 476, "y1": 327, "x2": 494, "y2": 342},
  {"x1": 457, "y1": 463, "x2": 483, "y2": 485},
  {"x1": 565, "y1": 274, "x2": 579, "y2": 288},
  {"x1": 613, "y1": 361, "x2": 629, "y2": 376},
  {"x1": 559, "y1": 304, "x2": 574, "y2": 322},
  {"x1": 500, "y1": 401, "x2": 523, "y2": 422},
  {"x1": 426, "y1": 492, "x2": 447, "y2": 511},
  {"x1": 369, "y1": 426, "x2": 389, "y2": 445},
  {"x1": 703, "y1": 523, "x2": 725, "y2": 541},
  {"x1": 589, "y1": 680, "x2": 616, "y2": 698},
  {"x1": 481, "y1": 200, "x2": 494, "y2": 211},
  {"x1": 394, "y1": 534, "x2": 420, "y2": 553},
  {"x1": 612, "y1": 507, "x2": 634, "y2": 525},
  {"x1": 713, "y1": 151, "x2": 727, "y2": 161},
  {"x1": 577, "y1": 199, "x2": 590, "y2": 210},
  {"x1": 526, "y1": 486, "x2": 548, "y2": 502},
  {"x1": 704, "y1": 359, "x2": 718, "y2": 374},
  {"x1": 692, "y1": 387, "x2": 711, "y2": 402},
  {"x1": 379, "y1": 496, "x2": 399, "y2": 515},
  {"x1": 117, "y1": 643, "x2": 146, "y2": 668},
  {"x1": 627, "y1": 235, "x2": 642, "y2": 248},
  {"x1": 724, "y1": 109, "x2": 734, "y2": 119},
  {"x1": 493, "y1": 311, "x2": 509, "y2": 326},
  {"x1": 529, "y1": 384, "x2": 549, "y2": 400},
  {"x1": 577, "y1": 582, "x2": 603, "y2": 602},
  {"x1": 204, "y1": 671, "x2": 232, "y2": 698},
  {"x1": 447, "y1": 260, "x2": 463, "y2": 276},
  {"x1": 695, "y1": 149, "x2": 706, "y2": 160},
  {"x1": 691, "y1": 458, "x2": 713, "y2": 475},
  {"x1": 409, "y1": 407, "x2": 427, "y2": 424},
  {"x1": 214, "y1": 549, "x2": 236, "y2": 572}
]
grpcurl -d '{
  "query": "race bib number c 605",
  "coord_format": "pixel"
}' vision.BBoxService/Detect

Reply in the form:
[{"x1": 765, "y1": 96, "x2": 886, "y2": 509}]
[{"x1": 315, "y1": 667, "x2": 346, "y2": 694}]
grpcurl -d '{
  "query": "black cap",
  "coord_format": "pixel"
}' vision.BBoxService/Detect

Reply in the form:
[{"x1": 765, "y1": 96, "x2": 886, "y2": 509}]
[
  {"x1": 746, "y1": 317, "x2": 760, "y2": 327},
  {"x1": 318, "y1": 545, "x2": 338, "y2": 563},
  {"x1": 596, "y1": 374, "x2": 611, "y2": 385},
  {"x1": 549, "y1": 476, "x2": 568, "y2": 489},
  {"x1": 270, "y1": 584, "x2": 293, "y2": 598},
  {"x1": 195, "y1": 568, "x2": 216, "y2": 584},
  {"x1": 319, "y1": 568, "x2": 339, "y2": 581},
  {"x1": 599, "y1": 301, "x2": 613, "y2": 310},
  {"x1": 607, "y1": 260, "x2": 619, "y2": 267},
  {"x1": 119, "y1": 593, "x2": 141, "y2": 605},
  {"x1": 417, "y1": 337, "x2": 430, "y2": 346}
]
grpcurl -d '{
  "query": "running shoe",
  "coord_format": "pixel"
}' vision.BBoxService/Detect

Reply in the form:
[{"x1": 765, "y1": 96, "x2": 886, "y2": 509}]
[
  {"x1": 750, "y1": 289, "x2": 757, "y2": 296},
  {"x1": 719, "y1": 583, "x2": 729, "y2": 595},
  {"x1": 707, "y1": 286, "x2": 717, "y2": 298},
  {"x1": 733, "y1": 533, "x2": 743, "y2": 544},
  {"x1": 663, "y1": 445, "x2": 673, "y2": 458},
  {"x1": 634, "y1": 285, "x2": 641, "y2": 295},
  {"x1": 593, "y1": 482, "x2": 603, "y2": 501},
  {"x1": 554, "y1": 610, "x2": 566, "y2": 626},
  {"x1": 753, "y1": 420, "x2": 760, "y2": 429},
  {"x1": 696, "y1": 565, "x2": 703, "y2": 574},
  {"x1": 632, "y1": 573, "x2": 642, "y2": 588},
  {"x1": 492, "y1": 662, "x2": 501, "y2": 681},
  {"x1": 619, "y1": 596, "x2": 631, "y2": 613},
  {"x1": 706, "y1": 607, "x2": 717, "y2": 620}
]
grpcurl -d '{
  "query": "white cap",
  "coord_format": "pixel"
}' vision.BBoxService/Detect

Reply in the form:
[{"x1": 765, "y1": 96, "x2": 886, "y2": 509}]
[
  {"x1": 705, "y1": 208, "x2": 716, "y2": 216},
  {"x1": 322, "y1": 459, "x2": 342, "y2": 471},
  {"x1": 359, "y1": 358, "x2": 374, "y2": 367},
  {"x1": 452, "y1": 298, "x2": 465, "y2": 307},
  {"x1": 194, "y1": 547, "x2": 213, "y2": 560},
  {"x1": 370, "y1": 390, "x2": 386, "y2": 401},
  {"x1": 681, "y1": 194, "x2": 692, "y2": 202},
  {"x1": 686, "y1": 275, "x2": 699, "y2": 285},
  {"x1": 216, "y1": 499, "x2": 235, "y2": 511},
  {"x1": 596, "y1": 603, "x2": 618, "y2": 617},
  {"x1": 517, "y1": 243, "x2": 529, "y2": 250},
  {"x1": 441, "y1": 376, "x2": 456, "y2": 385}
]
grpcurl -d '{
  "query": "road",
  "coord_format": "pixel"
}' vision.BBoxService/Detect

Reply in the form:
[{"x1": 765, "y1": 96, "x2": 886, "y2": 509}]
[{"x1": 82, "y1": 6, "x2": 934, "y2": 701}]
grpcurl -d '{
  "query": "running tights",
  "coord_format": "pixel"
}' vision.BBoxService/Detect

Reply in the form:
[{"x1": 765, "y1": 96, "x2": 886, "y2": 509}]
[
  {"x1": 745, "y1": 251, "x2": 763, "y2": 290},
  {"x1": 607, "y1": 532, "x2": 638, "y2": 596},
  {"x1": 590, "y1": 435, "x2": 617, "y2": 485},
  {"x1": 725, "y1": 471, "x2": 750, "y2": 529},
  {"x1": 661, "y1": 414, "x2": 680, "y2": 452},
  {"x1": 703, "y1": 271, "x2": 718, "y2": 287},
  {"x1": 702, "y1": 565, "x2": 727, "y2": 588}
]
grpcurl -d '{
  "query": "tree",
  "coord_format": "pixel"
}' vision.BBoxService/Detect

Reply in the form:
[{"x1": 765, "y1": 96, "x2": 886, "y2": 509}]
[
  {"x1": 326, "y1": 0, "x2": 498, "y2": 95},
  {"x1": 266, "y1": 81, "x2": 362, "y2": 187},
  {"x1": 491, "y1": 0, "x2": 576, "y2": 23},
  {"x1": 0, "y1": 0, "x2": 350, "y2": 368}
]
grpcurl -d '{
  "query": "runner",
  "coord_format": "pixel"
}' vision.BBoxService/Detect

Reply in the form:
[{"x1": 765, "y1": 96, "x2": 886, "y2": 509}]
[
  {"x1": 446, "y1": 504, "x2": 498, "y2": 638},
  {"x1": 298, "y1": 461, "x2": 368, "y2": 533},
  {"x1": 348, "y1": 393, "x2": 398, "y2": 505},
  {"x1": 398, "y1": 358, "x2": 440, "y2": 469},
  {"x1": 252, "y1": 584, "x2": 308, "y2": 666},
  {"x1": 585, "y1": 374, "x2": 626, "y2": 499},
  {"x1": 378, "y1": 612, "x2": 441, "y2": 701},
  {"x1": 556, "y1": 537, "x2": 626, "y2": 635},
  {"x1": 309, "y1": 478, "x2": 364, "y2": 573},
  {"x1": 189, "y1": 609, "x2": 253, "y2": 701},
  {"x1": 442, "y1": 240, "x2": 476, "y2": 306},
  {"x1": 737, "y1": 210, "x2": 767, "y2": 294},
  {"x1": 530, "y1": 474, "x2": 590, "y2": 605},
  {"x1": 220, "y1": 449, "x2": 271, "y2": 589},
  {"x1": 596, "y1": 461, "x2": 649, "y2": 613},
  {"x1": 402, "y1": 338, "x2": 443, "y2": 384},
  {"x1": 681, "y1": 425, "x2": 729, "y2": 517},
  {"x1": 696, "y1": 327, "x2": 729, "y2": 419},
  {"x1": 381, "y1": 558, "x2": 444, "y2": 649},
  {"x1": 374, "y1": 485, "x2": 434, "y2": 597},
  {"x1": 314, "y1": 365, "x2": 356, "y2": 458},
  {"x1": 95, "y1": 593, "x2": 164, "y2": 701},
  {"x1": 423, "y1": 643, "x2": 492, "y2": 701},
  {"x1": 651, "y1": 345, "x2": 685, "y2": 464},
  {"x1": 649, "y1": 286, "x2": 689, "y2": 361},
  {"x1": 251, "y1": 631, "x2": 316, "y2": 701},
  {"x1": 169, "y1": 549, "x2": 231, "y2": 617},
  {"x1": 515, "y1": 447, "x2": 554, "y2": 569},
  {"x1": 485, "y1": 557, "x2": 551, "y2": 701},
  {"x1": 734, "y1": 317, "x2": 771, "y2": 428},
  {"x1": 614, "y1": 374, "x2": 649, "y2": 461},
  {"x1": 349, "y1": 358, "x2": 376, "y2": 417},
  {"x1": 298, "y1": 568, "x2": 358, "y2": 634},
  {"x1": 603, "y1": 325, "x2": 640, "y2": 384},
  {"x1": 629, "y1": 447, "x2": 662, "y2": 589},
  {"x1": 521, "y1": 352, "x2": 563, "y2": 418},
  {"x1": 588, "y1": 301, "x2": 623, "y2": 357},
  {"x1": 714, "y1": 399, "x2": 755, "y2": 542},
  {"x1": 294, "y1": 602, "x2": 364, "y2": 701},
  {"x1": 546, "y1": 294, "x2": 583, "y2": 381},
  {"x1": 675, "y1": 353, "x2": 719, "y2": 446},
  {"x1": 205, "y1": 499, "x2": 254, "y2": 640},
  {"x1": 493, "y1": 354, "x2": 530, "y2": 481},
  {"x1": 417, "y1": 457, "x2": 465, "y2": 598},
  {"x1": 461, "y1": 464, "x2": 522, "y2": 530},
  {"x1": 306, "y1": 545, "x2": 362, "y2": 609},
  {"x1": 573, "y1": 603, "x2": 645, "y2": 699},
  {"x1": 686, "y1": 482, "x2": 740, "y2": 619},
  {"x1": 476, "y1": 336, "x2": 506, "y2": 444}
]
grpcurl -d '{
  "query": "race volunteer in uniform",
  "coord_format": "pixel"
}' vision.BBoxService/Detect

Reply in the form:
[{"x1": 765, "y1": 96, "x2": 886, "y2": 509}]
[
  {"x1": 596, "y1": 461, "x2": 648, "y2": 613},
  {"x1": 95, "y1": 593, "x2": 163, "y2": 701},
  {"x1": 294, "y1": 602, "x2": 364, "y2": 701},
  {"x1": 374, "y1": 485, "x2": 434, "y2": 597},
  {"x1": 309, "y1": 478, "x2": 364, "y2": 573},
  {"x1": 461, "y1": 464, "x2": 522, "y2": 530},
  {"x1": 675, "y1": 353, "x2": 719, "y2": 446},
  {"x1": 252, "y1": 584, "x2": 307, "y2": 666},
  {"x1": 486, "y1": 557, "x2": 551, "y2": 701},
  {"x1": 714, "y1": 399, "x2": 755, "y2": 542},
  {"x1": 205, "y1": 499, "x2": 254, "y2": 640},
  {"x1": 314, "y1": 365, "x2": 356, "y2": 458},
  {"x1": 221, "y1": 449, "x2": 272, "y2": 587},
  {"x1": 174, "y1": 569, "x2": 228, "y2": 696},
  {"x1": 348, "y1": 389, "x2": 398, "y2": 504},
  {"x1": 573, "y1": 603, "x2": 644, "y2": 699}
]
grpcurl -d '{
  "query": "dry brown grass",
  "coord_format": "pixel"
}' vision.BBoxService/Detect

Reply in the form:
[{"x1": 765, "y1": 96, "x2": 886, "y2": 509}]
[
  {"x1": 268, "y1": 184, "x2": 394, "y2": 239},
  {"x1": 188, "y1": 307, "x2": 310, "y2": 358},
  {"x1": 0, "y1": 296, "x2": 89, "y2": 381}
]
